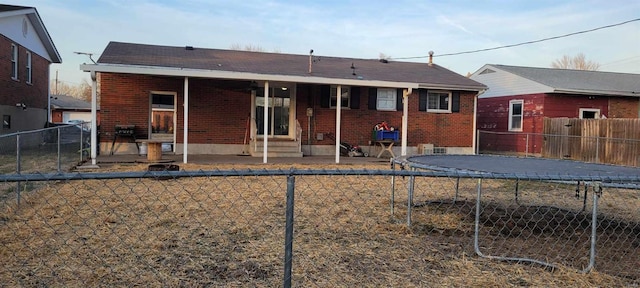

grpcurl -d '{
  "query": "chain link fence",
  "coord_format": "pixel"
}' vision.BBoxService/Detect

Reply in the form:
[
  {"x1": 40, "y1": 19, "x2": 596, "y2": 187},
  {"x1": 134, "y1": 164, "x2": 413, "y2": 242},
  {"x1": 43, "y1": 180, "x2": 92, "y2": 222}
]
[
  {"x1": 0, "y1": 123, "x2": 91, "y2": 175},
  {"x1": 0, "y1": 168, "x2": 638, "y2": 287}
]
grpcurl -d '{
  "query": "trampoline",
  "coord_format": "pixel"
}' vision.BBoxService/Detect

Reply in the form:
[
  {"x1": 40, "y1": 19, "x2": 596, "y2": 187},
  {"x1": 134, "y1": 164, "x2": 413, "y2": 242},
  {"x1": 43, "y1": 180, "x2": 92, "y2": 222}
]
[
  {"x1": 399, "y1": 154, "x2": 640, "y2": 178},
  {"x1": 390, "y1": 154, "x2": 640, "y2": 273}
]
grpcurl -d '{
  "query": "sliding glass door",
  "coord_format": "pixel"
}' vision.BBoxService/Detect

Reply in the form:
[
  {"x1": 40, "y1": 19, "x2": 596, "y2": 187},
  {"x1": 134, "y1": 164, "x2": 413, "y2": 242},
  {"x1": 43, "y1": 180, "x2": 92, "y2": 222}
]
[{"x1": 255, "y1": 86, "x2": 292, "y2": 137}]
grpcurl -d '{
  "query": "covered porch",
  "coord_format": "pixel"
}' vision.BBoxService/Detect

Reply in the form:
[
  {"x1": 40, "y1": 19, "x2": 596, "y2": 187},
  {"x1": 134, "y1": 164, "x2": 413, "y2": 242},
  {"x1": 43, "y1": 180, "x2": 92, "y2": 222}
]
[{"x1": 81, "y1": 68, "x2": 417, "y2": 166}]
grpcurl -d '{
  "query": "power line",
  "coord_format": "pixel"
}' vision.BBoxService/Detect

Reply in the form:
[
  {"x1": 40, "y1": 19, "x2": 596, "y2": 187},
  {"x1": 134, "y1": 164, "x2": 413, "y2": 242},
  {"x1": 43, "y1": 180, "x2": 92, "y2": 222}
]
[{"x1": 391, "y1": 18, "x2": 640, "y2": 60}]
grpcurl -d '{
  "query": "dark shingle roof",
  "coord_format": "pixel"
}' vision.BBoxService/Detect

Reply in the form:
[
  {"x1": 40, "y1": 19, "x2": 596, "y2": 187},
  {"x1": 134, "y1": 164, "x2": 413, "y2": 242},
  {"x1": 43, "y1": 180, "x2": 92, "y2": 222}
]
[
  {"x1": 493, "y1": 64, "x2": 640, "y2": 96},
  {"x1": 0, "y1": 4, "x2": 32, "y2": 12},
  {"x1": 97, "y1": 41, "x2": 486, "y2": 90}
]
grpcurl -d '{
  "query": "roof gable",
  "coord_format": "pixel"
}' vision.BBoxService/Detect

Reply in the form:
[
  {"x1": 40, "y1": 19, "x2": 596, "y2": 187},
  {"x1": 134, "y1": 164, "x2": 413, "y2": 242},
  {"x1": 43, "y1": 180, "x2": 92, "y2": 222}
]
[
  {"x1": 0, "y1": 4, "x2": 61, "y2": 63},
  {"x1": 92, "y1": 41, "x2": 486, "y2": 91}
]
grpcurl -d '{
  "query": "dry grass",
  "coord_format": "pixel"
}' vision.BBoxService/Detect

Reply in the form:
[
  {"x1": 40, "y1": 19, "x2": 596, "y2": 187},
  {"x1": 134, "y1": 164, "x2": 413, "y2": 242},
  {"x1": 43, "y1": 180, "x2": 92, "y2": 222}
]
[{"x1": 0, "y1": 162, "x2": 637, "y2": 287}]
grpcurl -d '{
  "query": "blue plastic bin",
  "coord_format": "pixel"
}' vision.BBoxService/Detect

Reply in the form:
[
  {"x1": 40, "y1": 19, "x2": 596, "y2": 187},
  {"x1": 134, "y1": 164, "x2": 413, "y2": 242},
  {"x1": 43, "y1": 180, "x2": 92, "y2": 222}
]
[{"x1": 375, "y1": 130, "x2": 399, "y2": 141}]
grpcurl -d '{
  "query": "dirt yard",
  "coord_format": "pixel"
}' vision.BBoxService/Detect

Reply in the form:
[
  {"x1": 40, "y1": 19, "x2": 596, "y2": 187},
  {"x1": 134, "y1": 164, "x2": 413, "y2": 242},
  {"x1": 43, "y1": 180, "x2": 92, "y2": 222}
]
[{"x1": 0, "y1": 162, "x2": 637, "y2": 287}]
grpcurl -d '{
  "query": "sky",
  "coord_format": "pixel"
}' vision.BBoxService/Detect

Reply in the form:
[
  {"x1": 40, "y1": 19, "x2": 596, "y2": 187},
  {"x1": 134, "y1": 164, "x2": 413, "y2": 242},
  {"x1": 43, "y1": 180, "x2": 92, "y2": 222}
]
[{"x1": 11, "y1": 0, "x2": 640, "y2": 86}]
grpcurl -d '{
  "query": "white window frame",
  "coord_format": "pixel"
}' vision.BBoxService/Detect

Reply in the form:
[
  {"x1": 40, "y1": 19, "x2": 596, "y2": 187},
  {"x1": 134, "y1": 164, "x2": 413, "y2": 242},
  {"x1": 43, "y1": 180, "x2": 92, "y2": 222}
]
[
  {"x1": 149, "y1": 91, "x2": 177, "y2": 144},
  {"x1": 376, "y1": 88, "x2": 397, "y2": 111},
  {"x1": 26, "y1": 51, "x2": 32, "y2": 84},
  {"x1": 10, "y1": 44, "x2": 18, "y2": 80},
  {"x1": 508, "y1": 99, "x2": 524, "y2": 132},
  {"x1": 579, "y1": 108, "x2": 600, "y2": 119},
  {"x1": 330, "y1": 85, "x2": 350, "y2": 109},
  {"x1": 427, "y1": 90, "x2": 451, "y2": 113}
]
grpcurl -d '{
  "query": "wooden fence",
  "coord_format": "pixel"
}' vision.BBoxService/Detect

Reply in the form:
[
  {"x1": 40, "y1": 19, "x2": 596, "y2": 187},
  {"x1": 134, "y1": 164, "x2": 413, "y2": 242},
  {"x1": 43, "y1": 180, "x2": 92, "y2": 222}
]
[{"x1": 543, "y1": 118, "x2": 640, "y2": 167}]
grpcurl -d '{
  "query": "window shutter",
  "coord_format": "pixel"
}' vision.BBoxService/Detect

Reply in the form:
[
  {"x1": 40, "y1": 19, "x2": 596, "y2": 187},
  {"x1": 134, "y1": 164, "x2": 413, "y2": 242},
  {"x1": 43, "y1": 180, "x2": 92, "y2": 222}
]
[
  {"x1": 419, "y1": 89, "x2": 428, "y2": 111},
  {"x1": 320, "y1": 85, "x2": 330, "y2": 108},
  {"x1": 396, "y1": 89, "x2": 403, "y2": 111},
  {"x1": 368, "y1": 88, "x2": 377, "y2": 110},
  {"x1": 350, "y1": 86, "x2": 360, "y2": 109},
  {"x1": 452, "y1": 92, "x2": 460, "y2": 113}
]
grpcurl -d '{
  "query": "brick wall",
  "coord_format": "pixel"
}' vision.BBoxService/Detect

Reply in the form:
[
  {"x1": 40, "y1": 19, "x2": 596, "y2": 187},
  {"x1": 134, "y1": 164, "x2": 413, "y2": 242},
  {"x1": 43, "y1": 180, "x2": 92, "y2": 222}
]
[
  {"x1": 608, "y1": 97, "x2": 640, "y2": 118},
  {"x1": 297, "y1": 85, "x2": 477, "y2": 147},
  {"x1": 0, "y1": 34, "x2": 50, "y2": 110}
]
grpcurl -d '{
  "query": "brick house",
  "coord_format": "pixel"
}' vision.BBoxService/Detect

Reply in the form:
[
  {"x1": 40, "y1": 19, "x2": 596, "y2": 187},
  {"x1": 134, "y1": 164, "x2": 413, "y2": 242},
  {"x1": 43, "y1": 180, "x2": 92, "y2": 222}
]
[
  {"x1": 470, "y1": 64, "x2": 640, "y2": 154},
  {"x1": 0, "y1": 5, "x2": 61, "y2": 134},
  {"x1": 81, "y1": 42, "x2": 486, "y2": 164}
]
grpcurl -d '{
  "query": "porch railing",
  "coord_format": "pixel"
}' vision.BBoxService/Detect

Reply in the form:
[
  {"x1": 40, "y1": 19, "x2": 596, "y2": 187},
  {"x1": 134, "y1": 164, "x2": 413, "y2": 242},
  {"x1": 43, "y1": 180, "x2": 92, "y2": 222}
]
[{"x1": 295, "y1": 119, "x2": 302, "y2": 153}]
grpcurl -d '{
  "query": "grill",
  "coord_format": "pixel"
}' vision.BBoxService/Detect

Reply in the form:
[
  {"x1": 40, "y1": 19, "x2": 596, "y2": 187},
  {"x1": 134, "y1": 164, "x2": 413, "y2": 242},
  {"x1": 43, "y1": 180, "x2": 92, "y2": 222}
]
[
  {"x1": 111, "y1": 125, "x2": 138, "y2": 155},
  {"x1": 115, "y1": 125, "x2": 136, "y2": 136}
]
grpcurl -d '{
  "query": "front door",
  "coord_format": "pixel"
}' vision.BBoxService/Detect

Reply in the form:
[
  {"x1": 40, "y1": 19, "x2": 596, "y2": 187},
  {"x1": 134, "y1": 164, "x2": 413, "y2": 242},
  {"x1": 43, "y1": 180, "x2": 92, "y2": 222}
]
[{"x1": 254, "y1": 85, "x2": 294, "y2": 138}]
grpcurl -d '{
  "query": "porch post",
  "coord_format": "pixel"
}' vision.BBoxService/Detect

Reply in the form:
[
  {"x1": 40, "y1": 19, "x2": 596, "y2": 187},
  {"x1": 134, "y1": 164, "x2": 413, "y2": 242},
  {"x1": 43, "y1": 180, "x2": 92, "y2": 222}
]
[
  {"x1": 90, "y1": 71, "x2": 98, "y2": 166},
  {"x1": 183, "y1": 77, "x2": 189, "y2": 163},
  {"x1": 401, "y1": 88, "x2": 412, "y2": 156},
  {"x1": 335, "y1": 85, "x2": 342, "y2": 164},
  {"x1": 263, "y1": 81, "x2": 269, "y2": 164}
]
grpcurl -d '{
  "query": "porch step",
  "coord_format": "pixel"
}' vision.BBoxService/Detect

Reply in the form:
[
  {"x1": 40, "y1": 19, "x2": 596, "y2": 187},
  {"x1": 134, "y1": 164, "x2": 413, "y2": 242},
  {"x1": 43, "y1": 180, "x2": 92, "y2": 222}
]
[
  {"x1": 251, "y1": 151, "x2": 304, "y2": 158},
  {"x1": 251, "y1": 140, "x2": 303, "y2": 157}
]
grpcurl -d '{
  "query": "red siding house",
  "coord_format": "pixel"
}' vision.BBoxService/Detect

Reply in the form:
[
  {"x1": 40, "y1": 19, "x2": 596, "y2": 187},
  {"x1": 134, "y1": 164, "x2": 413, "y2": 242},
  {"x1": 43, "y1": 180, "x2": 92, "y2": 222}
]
[
  {"x1": 81, "y1": 42, "x2": 486, "y2": 164},
  {"x1": 0, "y1": 5, "x2": 61, "y2": 134},
  {"x1": 471, "y1": 64, "x2": 640, "y2": 154}
]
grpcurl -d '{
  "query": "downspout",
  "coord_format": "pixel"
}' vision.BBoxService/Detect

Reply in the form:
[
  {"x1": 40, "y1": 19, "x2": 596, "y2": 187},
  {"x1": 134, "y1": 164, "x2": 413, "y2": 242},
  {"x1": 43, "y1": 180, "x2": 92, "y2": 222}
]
[
  {"x1": 473, "y1": 89, "x2": 487, "y2": 155},
  {"x1": 335, "y1": 85, "x2": 342, "y2": 164},
  {"x1": 47, "y1": 67, "x2": 51, "y2": 122},
  {"x1": 90, "y1": 71, "x2": 98, "y2": 166},
  {"x1": 401, "y1": 88, "x2": 412, "y2": 156},
  {"x1": 183, "y1": 77, "x2": 189, "y2": 163}
]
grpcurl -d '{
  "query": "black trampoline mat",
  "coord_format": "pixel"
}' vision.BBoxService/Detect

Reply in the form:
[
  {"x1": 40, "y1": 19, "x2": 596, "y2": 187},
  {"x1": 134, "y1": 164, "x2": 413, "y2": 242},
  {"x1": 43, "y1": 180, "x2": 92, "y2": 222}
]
[{"x1": 405, "y1": 155, "x2": 640, "y2": 177}]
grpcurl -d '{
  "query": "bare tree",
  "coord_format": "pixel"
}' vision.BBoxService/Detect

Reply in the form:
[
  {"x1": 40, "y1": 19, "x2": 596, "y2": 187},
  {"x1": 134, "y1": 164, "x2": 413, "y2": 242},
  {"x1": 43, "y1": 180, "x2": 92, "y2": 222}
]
[
  {"x1": 230, "y1": 44, "x2": 266, "y2": 52},
  {"x1": 551, "y1": 53, "x2": 600, "y2": 70},
  {"x1": 50, "y1": 79, "x2": 95, "y2": 101},
  {"x1": 379, "y1": 53, "x2": 391, "y2": 60}
]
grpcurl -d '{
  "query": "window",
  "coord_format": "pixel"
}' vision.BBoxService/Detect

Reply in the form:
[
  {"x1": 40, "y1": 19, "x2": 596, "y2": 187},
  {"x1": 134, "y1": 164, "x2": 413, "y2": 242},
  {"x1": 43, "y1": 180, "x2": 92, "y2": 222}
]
[
  {"x1": 376, "y1": 88, "x2": 397, "y2": 111},
  {"x1": 151, "y1": 93, "x2": 175, "y2": 139},
  {"x1": 427, "y1": 91, "x2": 451, "y2": 112},
  {"x1": 330, "y1": 86, "x2": 350, "y2": 108},
  {"x1": 26, "y1": 51, "x2": 32, "y2": 84},
  {"x1": 579, "y1": 108, "x2": 600, "y2": 119},
  {"x1": 509, "y1": 100, "x2": 523, "y2": 131},
  {"x1": 11, "y1": 44, "x2": 18, "y2": 80},
  {"x1": 2, "y1": 115, "x2": 10, "y2": 129}
]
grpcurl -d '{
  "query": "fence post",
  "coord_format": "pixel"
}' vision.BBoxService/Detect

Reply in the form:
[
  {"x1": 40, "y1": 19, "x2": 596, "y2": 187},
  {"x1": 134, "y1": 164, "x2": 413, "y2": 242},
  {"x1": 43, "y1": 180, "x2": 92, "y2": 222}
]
[
  {"x1": 80, "y1": 126, "x2": 84, "y2": 163},
  {"x1": 390, "y1": 160, "x2": 395, "y2": 215},
  {"x1": 283, "y1": 174, "x2": 295, "y2": 288},
  {"x1": 475, "y1": 129, "x2": 480, "y2": 155},
  {"x1": 407, "y1": 167, "x2": 416, "y2": 226},
  {"x1": 16, "y1": 133, "x2": 21, "y2": 206},
  {"x1": 16, "y1": 134, "x2": 21, "y2": 173},
  {"x1": 582, "y1": 182, "x2": 602, "y2": 273},
  {"x1": 525, "y1": 133, "x2": 529, "y2": 157},
  {"x1": 595, "y1": 137, "x2": 600, "y2": 164},
  {"x1": 58, "y1": 127, "x2": 62, "y2": 172}
]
